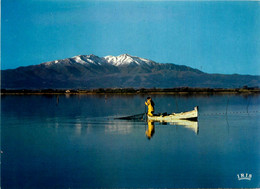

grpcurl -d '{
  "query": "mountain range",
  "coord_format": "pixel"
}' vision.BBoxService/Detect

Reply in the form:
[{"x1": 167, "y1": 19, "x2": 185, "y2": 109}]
[{"x1": 2, "y1": 54, "x2": 260, "y2": 89}]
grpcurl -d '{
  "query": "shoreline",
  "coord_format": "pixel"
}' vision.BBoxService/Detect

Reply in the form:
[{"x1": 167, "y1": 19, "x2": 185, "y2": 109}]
[{"x1": 1, "y1": 87, "x2": 260, "y2": 95}]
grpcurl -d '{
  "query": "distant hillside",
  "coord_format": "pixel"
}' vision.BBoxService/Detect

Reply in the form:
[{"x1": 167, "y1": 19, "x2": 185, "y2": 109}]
[{"x1": 1, "y1": 54, "x2": 260, "y2": 89}]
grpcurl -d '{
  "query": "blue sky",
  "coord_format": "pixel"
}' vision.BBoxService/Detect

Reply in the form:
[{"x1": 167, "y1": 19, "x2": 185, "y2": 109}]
[{"x1": 2, "y1": 0, "x2": 260, "y2": 75}]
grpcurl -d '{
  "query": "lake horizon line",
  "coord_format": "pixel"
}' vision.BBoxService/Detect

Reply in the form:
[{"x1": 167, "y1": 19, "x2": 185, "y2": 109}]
[{"x1": 1, "y1": 87, "x2": 260, "y2": 95}]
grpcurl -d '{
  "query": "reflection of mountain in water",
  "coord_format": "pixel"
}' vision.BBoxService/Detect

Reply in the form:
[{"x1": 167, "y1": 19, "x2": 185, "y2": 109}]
[
  {"x1": 85, "y1": 119, "x2": 134, "y2": 135},
  {"x1": 104, "y1": 122, "x2": 133, "y2": 135}
]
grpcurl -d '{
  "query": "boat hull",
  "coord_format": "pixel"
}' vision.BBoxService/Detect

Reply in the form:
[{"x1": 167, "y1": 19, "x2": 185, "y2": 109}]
[{"x1": 147, "y1": 106, "x2": 198, "y2": 122}]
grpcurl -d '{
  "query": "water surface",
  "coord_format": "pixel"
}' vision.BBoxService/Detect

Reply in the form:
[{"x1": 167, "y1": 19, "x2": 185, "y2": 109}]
[{"x1": 2, "y1": 94, "x2": 260, "y2": 188}]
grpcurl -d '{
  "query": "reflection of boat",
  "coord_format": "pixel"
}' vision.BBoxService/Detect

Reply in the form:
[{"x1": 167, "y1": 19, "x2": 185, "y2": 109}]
[
  {"x1": 148, "y1": 106, "x2": 198, "y2": 121},
  {"x1": 169, "y1": 120, "x2": 199, "y2": 135}
]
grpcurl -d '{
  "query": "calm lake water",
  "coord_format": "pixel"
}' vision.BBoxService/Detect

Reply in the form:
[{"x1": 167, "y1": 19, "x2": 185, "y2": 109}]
[{"x1": 2, "y1": 94, "x2": 260, "y2": 188}]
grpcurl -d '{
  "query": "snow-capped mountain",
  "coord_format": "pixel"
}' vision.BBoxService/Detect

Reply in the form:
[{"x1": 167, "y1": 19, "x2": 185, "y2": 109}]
[
  {"x1": 2, "y1": 54, "x2": 259, "y2": 89},
  {"x1": 104, "y1": 54, "x2": 156, "y2": 66},
  {"x1": 44, "y1": 54, "x2": 108, "y2": 66},
  {"x1": 43, "y1": 54, "x2": 156, "y2": 67}
]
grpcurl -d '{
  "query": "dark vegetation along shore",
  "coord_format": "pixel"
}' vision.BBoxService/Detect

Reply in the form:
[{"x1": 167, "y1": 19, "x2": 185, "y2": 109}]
[{"x1": 1, "y1": 87, "x2": 260, "y2": 95}]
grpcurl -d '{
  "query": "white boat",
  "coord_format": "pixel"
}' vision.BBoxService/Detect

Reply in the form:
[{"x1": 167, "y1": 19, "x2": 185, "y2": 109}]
[{"x1": 147, "y1": 106, "x2": 198, "y2": 121}]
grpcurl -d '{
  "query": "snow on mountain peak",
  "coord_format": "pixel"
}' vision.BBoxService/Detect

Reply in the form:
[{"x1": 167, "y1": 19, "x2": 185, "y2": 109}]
[
  {"x1": 104, "y1": 54, "x2": 154, "y2": 66},
  {"x1": 72, "y1": 55, "x2": 107, "y2": 65},
  {"x1": 43, "y1": 54, "x2": 155, "y2": 67},
  {"x1": 73, "y1": 55, "x2": 86, "y2": 64}
]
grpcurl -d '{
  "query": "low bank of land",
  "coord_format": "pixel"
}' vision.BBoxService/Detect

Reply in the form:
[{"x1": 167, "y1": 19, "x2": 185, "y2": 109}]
[{"x1": 1, "y1": 87, "x2": 260, "y2": 95}]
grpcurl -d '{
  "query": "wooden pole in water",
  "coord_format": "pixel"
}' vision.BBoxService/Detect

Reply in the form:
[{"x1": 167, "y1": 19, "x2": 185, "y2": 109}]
[
  {"x1": 144, "y1": 102, "x2": 147, "y2": 131},
  {"x1": 144, "y1": 103, "x2": 147, "y2": 121}
]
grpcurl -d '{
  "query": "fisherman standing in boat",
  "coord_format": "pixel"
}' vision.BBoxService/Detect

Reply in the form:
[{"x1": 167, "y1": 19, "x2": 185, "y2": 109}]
[{"x1": 145, "y1": 97, "x2": 155, "y2": 116}]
